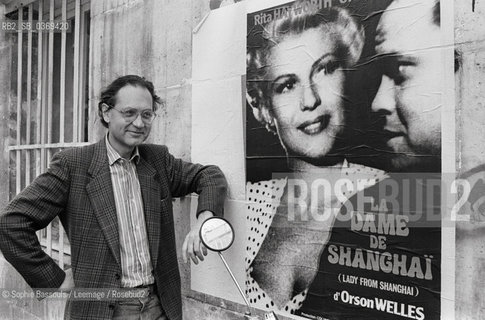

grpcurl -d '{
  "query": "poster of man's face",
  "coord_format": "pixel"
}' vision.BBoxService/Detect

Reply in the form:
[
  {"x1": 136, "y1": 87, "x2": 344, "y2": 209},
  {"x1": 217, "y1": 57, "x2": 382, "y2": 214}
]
[{"x1": 371, "y1": 0, "x2": 442, "y2": 173}]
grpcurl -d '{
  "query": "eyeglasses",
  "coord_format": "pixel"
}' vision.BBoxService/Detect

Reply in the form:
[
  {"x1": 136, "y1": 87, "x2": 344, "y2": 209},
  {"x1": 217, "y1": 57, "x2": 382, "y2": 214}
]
[{"x1": 110, "y1": 106, "x2": 157, "y2": 124}]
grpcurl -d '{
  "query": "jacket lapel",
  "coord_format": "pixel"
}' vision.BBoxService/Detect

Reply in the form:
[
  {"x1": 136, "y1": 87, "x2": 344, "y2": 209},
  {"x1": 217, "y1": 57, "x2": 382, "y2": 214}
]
[
  {"x1": 86, "y1": 139, "x2": 121, "y2": 267},
  {"x1": 136, "y1": 156, "x2": 162, "y2": 269}
]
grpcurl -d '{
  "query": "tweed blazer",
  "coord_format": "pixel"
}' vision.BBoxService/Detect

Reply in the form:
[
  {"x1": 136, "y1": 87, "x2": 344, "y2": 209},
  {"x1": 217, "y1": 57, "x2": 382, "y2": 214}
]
[{"x1": 0, "y1": 139, "x2": 227, "y2": 320}]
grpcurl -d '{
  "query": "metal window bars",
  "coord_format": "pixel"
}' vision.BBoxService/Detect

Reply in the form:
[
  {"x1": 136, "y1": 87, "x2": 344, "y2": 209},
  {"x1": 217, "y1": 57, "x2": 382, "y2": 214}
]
[{"x1": 6, "y1": 0, "x2": 90, "y2": 269}]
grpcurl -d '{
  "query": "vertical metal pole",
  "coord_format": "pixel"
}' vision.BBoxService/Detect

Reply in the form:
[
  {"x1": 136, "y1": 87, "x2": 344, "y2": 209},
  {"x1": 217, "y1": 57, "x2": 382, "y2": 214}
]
[
  {"x1": 72, "y1": 0, "x2": 81, "y2": 142},
  {"x1": 59, "y1": 0, "x2": 67, "y2": 144},
  {"x1": 26, "y1": 4, "x2": 33, "y2": 186},
  {"x1": 35, "y1": 0, "x2": 44, "y2": 239},
  {"x1": 16, "y1": 6, "x2": 23, "y2": 194}
]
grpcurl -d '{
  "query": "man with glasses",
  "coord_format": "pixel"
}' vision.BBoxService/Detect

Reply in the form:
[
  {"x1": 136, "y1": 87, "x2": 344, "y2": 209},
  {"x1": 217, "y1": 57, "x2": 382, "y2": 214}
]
[{"x1": 0, "y1": 75, "x2": 227, "y2": 320}]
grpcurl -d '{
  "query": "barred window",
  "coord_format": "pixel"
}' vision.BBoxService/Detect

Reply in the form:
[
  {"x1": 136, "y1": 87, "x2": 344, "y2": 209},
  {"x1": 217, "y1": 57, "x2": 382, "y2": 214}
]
[{"x1": 7, "y1": 0, "x2": 90, "y2": 269}]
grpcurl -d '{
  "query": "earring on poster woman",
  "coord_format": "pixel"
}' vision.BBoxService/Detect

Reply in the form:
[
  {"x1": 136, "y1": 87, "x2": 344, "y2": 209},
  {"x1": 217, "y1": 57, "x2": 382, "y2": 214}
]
[{"x1": 265, "y1": 119, "x2": 276, "y2": 135}]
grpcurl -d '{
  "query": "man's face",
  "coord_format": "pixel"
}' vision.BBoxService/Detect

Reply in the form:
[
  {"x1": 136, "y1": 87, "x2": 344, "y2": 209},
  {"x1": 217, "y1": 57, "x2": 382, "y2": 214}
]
[
  {"x1": 371, "y1": 0, "x2": 441, "y2": 171},
  {"x1": 103, "y1": 85, "x2": 153, "y2": 157}
]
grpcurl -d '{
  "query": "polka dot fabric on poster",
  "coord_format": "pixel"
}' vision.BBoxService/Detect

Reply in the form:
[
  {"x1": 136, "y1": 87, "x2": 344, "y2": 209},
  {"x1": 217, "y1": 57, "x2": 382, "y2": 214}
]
[
  {"x1": 245, "y1": 178, "x2": 302, "y2": 316},
  {"x1": 246, "y1": 268, "x2": 307, "y2": 315},
  {"x1": 245, "y1": 178, "x2": 286, "y2": 269},
  {"x1": 340, "y1": 162, "x2": 389, "y2": 195}
]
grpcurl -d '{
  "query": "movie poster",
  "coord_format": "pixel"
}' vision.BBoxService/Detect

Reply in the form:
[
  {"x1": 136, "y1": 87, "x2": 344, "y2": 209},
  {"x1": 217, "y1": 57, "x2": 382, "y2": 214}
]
[{"x1": 245, "y1": 0, "x2": 448, "y2": 319}]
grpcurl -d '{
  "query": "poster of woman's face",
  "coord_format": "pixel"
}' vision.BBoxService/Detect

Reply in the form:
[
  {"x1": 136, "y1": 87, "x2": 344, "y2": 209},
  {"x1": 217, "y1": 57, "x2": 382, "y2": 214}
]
[
  {"x1": 264, "y1": 27, "x2": 346, "y2": 160},
  {"x1": 246, "y1": 1, "x2": 369, "y2": 180}
]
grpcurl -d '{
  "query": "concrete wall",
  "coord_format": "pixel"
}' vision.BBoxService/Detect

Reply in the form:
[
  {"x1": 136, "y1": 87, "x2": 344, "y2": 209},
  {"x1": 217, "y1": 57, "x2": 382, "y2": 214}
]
[
  {"x1": 0, "y1": 4, "x2": 10, "y2": 212},
  {"x1": 454, "y1": 1, "x2": 485, "y2": 319},
  {"x1": 455, "y1": 1, "x2": 485, "y2": 173},
  {"x1": 89, "y1": 0, "x2": 199, "y2": 157}
]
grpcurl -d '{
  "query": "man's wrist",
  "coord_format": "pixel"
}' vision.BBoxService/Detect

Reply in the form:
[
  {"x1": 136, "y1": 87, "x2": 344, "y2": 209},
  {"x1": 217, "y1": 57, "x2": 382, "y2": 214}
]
[{"x1": 197, "y1": 210, "x2": 214, "y2": 222}]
